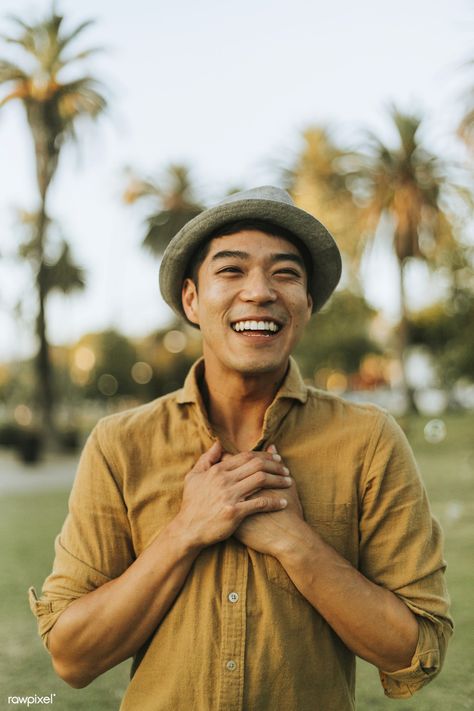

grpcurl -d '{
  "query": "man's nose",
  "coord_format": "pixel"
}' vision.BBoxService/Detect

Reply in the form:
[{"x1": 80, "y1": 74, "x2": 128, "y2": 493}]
[{"x1": 240, "y1": 270, "x2": 277, "y2": 303}]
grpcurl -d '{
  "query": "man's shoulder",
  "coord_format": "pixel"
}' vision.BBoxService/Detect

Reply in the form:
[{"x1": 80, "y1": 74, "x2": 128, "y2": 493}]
[
  {"x1": 94, "y1": 387, "x2": 184, "y2": 442},
  {"x1": 305, "y1": 385, "x2": 390, "y2": 422},
  {"x1": 302, "y1": 385, "x2": 406, "y2": 449}
]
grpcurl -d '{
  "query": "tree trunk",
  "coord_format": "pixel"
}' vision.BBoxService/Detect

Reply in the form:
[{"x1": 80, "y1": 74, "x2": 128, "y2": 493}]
[
  {"x1": 34, "y1": 200, "x2": 56, "y2": 440},
  {"x1": 397, "y1": 259, "x2": 418, "y2": 413}
]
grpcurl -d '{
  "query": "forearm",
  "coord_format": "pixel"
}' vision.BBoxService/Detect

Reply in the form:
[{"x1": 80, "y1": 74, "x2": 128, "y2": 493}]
[
  {"x1": 48, "y1": 517, "x2": 202, "y2": 688},
  {"x1": 276, "y1": 523, "x2": 419, "y2": 672}
]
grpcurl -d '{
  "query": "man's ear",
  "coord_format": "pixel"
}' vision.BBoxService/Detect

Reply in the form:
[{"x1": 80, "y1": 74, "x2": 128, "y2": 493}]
[
  {"x1": 182, "y1": 278, "x2": 200, "y2": 326},
  {"x1": 306, "y1": 291, "x2": 313, "y2": 318}
]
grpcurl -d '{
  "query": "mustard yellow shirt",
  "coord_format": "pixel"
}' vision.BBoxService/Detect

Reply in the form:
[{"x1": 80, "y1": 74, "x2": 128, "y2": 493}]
[{"x1": 29, "y1": 358, "x2": 452, "y2": 711}]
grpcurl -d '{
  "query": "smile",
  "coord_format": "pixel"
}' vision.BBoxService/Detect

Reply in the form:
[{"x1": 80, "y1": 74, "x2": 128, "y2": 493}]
[{"x1": 231, "y1": 320, "x2": 282, "y2": 334}]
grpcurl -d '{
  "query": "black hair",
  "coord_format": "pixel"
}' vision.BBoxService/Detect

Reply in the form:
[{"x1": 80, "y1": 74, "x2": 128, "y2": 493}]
[{"x1": 184, "y1": 218, "x2": 313, "y2": 288}]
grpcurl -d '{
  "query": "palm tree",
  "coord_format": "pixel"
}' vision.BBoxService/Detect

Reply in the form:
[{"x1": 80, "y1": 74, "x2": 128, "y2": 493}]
[
  {"x1": 457, "y1": 58, "x2": 474, "y2": 151},
  {"x1": 124, "y1": 164, "x2": 204, "y2": 256},
  {"x1": 350, "y1": 107, "x2": 459, "y2": 408},
  {"x1": 285, "y1": 126, "x2": 366, "y2": 287},
  {"x1": 0, "y1": 8, "x2": 107, "y2": 434}
]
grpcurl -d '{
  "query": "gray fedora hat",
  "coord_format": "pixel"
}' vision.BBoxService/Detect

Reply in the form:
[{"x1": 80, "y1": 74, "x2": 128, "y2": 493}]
[{"x1": 159, "y1": 185, "x2": 341, "y2": 319}]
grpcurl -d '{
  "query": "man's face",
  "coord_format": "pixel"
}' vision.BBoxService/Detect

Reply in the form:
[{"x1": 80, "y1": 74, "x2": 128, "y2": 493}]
[{"x1": 182, "y1": 230, "x2": 313, "y2": 378}]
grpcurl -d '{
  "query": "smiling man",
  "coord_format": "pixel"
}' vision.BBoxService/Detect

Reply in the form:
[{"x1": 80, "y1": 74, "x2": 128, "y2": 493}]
[{"x1": 30, "y1": 186, "x2": 452, "y2": 710}]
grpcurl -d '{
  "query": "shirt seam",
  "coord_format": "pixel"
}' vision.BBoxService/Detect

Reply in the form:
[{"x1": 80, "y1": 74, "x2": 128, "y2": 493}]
[
  {"x1": 94, "y1": 422, "x2": 128, "y2": 503},
  {"x1": 359, "y1": 412, "x2": 389, "y2": 500}
]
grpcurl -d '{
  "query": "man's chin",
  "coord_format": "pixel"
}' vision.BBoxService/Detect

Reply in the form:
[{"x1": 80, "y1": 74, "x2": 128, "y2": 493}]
[{"x1": 230, "y1": 356, "x2": 288, "y2": 377}]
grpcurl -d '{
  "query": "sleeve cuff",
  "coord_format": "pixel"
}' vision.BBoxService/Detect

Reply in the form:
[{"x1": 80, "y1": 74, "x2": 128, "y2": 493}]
[
  {"x1": 28, "y1": 536, "x2": 112, "y2": 651},
  {"x1": 379, "y1": 616, "x2": 449, "y2": 698},
  {"x1": 28, "y1": 587, "x2": 73, "y2": 651}
]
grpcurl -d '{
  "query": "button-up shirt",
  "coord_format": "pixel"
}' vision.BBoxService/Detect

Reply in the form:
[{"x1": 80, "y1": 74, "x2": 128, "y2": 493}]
[{"x1": 29, "y1": 358, "x2": 453, "y2": 710}]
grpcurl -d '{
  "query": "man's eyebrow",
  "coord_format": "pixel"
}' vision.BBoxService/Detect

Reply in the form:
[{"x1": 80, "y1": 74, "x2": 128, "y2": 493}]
[
  {"x1": 210, "y1": 250, "x2": 305, "y2": 269},
  {"x1": 270, "y1": 253, "x2": 305, "y2": 269},
  {"x1": 211, "y1": 250, "x2": 249, "y2": 261}
]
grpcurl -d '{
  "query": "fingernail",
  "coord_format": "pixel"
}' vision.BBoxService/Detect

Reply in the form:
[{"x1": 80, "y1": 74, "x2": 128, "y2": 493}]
[
  {"x1": 279, "y1": 498, "x2": 288, "y2": 507},
  {"x1": 272, "y1": 453, "x2": 282, "y2": 462},
  {"x1": 268, "y1": 444, "x2": 277, "y2": 453},
  {"x1": 282, "y1": 466, "x2": 290, "y2": 475}
]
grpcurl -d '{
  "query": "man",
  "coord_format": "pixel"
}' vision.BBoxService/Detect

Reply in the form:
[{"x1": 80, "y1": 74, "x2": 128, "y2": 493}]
[{"x1": 30, "y1": 186, "x2": 452, "y2": 710}]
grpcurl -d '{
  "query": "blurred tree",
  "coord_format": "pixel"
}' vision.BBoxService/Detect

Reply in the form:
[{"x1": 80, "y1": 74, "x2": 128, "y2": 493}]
[
  {"x1": 124, "y1": 164, "x2": 204, "y2": 256},
  {"x1": 70, "y1": 325, "x2": 202, "y2": 403},
  {"x1": 286, "y1": 126, "x2": 365, "y2": 281},
  {"x1": 348, "y1": 107, "x2": 462, "y2": 408},
  {"x1": 293, "y1": 291, "x2": 379, "y2": 380},
  {"x1": 0, "y1": 8, "x2": 107, "y2": 435},
  {"x1": 18, "y1": 209, "x2": 85, "y2": 294},
  {"x1": 458, "y1": 58, "x2": 474, "y2": 151},
  {"x1": 80, "y1": 330, "x2": 138, "y2": 400},
  {"x1": 139, "y1": 324, "x2": 202, "y2": 397},
  {"x1": 409, "y1": 291, "x2": 474, "y2": 385}
]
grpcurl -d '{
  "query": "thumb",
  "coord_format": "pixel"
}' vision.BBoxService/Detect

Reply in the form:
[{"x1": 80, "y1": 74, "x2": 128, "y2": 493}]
[{"x1": 198, "y1": 440, "x2": 222, "y2": 469}]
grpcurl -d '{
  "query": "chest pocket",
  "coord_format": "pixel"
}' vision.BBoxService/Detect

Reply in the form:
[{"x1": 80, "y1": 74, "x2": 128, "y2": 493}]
[{"x1": 264, "y1": 502, "x2": 357, "y2": 598}]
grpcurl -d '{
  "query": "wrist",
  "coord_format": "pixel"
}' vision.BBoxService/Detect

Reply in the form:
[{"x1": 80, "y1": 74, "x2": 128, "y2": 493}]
[
  {"x1": 164, "y1": 515, "x2": 205, "y2": 558},
  {"x1": 273, "y1": 518, "x2": 319, "y2": 563}
]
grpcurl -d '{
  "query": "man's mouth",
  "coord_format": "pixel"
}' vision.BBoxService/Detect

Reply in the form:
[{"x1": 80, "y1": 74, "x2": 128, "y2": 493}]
[{"x1": 230, "y1": 319, "x2": 282, "y2": 335}]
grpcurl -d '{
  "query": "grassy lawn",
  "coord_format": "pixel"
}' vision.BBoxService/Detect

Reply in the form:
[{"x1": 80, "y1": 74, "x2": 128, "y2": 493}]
[
  {"x1": 1, "y1": 413, "x2": 472, "y2": 710},
  {"x1": 355, "y1": 413, "x2": 474, "y2": 710}
]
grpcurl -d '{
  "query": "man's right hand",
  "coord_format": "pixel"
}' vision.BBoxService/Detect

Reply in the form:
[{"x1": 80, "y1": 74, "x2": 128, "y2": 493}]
[{"x1": 173, "y1": 441, "x2": 292, "y2": 549}]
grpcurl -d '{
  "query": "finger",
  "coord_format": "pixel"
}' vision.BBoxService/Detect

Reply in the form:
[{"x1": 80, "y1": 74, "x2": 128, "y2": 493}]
[
  {"x1": 235, "y1": 472, "x2": 292, "y2": 499},
  {"x1": 232, "y1": 456, "x2": 290, "y2": 482},
  {"x1": 266, "y1": 444, "x2": 283, "y2": 461},
  {"x1": 223, "y1": 449, "x2": 283, "y2": 471},
  {"x1": 195, "y1": 441, "x2": 222, "y2": 471},
  {"x1": 236, "y1": 495, "x2": 288, "y2": 517}
]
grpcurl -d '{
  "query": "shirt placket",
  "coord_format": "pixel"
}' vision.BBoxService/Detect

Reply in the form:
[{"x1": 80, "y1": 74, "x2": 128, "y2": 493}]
[{"x1": 217, "y1": 540, "x2": 248, "y2": 711}]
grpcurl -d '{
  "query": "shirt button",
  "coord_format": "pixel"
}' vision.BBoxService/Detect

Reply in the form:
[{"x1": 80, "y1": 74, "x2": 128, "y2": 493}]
[
  {"x1": 228, "y1": 592, "x2": 239, "y2": 603},
  {"x1": 226, "y1": 660, "x2": 237, "y2": 672}
]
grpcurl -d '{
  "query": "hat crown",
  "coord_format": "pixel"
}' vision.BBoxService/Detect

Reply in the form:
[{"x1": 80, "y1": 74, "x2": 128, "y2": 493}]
[{"x1": 217, "y1": 185, "x2": 294, "y2": 208}]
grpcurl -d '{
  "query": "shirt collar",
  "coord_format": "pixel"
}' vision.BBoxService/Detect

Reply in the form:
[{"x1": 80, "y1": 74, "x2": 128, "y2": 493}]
[{"x1": 176, "y1": 356, "x2": 308, "y2": 406}]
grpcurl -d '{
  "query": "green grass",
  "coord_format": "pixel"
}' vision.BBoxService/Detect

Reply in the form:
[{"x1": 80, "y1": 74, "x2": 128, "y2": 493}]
[
  {"x1": 0, "y1": 491, "x2": 130, "y2": 710},
  {"x1": 355, "y1": 413, "x2": 474, "y2": 710},
  {"x1": 1, "y1": 413, "x2": 473, "y2": 710}
]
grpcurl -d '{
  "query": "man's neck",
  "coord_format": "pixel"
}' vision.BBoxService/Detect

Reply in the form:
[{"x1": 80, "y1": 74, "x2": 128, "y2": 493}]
[{"x1": 200, "y1": 356, "x2": 289, "y2": 451}]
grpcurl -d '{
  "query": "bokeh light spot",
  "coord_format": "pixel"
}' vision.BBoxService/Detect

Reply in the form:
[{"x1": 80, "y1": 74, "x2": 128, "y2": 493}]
[
  {"x1": 98, "y1": 373, "x2": 118, "y2": 396},
  {"x1": 326, "y1": 371, "x2": 348, "y2": 394},
  {"x1": 14, "y1": 404, "x2": 32, "y2": 426},
  {"x1": 131, "y1": 361, "x2": 153, "y2": 384},
  {"x1": 74, "y1": 346, "x2": 96, "y2": 371},
  {"x1": 163, "y1": 330, "x2": 187, "y2": 354},
  {"x1": 424, "y1": 419, "x2": 447, "y2": 444}
]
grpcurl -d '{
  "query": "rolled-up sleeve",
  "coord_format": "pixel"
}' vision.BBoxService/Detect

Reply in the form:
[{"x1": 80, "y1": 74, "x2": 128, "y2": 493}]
[
  {"x1": 29, "y1": 424, "x2": 134, "y2": 650},
  {"x1": 379, "y1": 614, "x2": 451, "y2": 698},
  {"x1": 359, "y1": 413, "x2": 453, "y2": 698}
]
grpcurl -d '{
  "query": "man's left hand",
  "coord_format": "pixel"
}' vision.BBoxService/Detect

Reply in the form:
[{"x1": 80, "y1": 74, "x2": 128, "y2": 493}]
[{"x1": 233, "y1": 445, "x2": 308, "y2": 557}]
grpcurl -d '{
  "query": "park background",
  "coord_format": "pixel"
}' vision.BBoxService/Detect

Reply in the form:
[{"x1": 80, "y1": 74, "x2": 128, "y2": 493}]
[{"x1": 0, "y1": 0, "x2": 473, "y2": 709}]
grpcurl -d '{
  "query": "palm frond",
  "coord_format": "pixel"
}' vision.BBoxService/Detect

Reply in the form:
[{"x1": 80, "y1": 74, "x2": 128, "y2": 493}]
[
  {"x1": 56, "y1": 78, "x2": 107, "y2": 123},
  {"x1": 0, "y1": 59, "x2": 28, "y2": 84},
  {"x1": 66, "y1": 46, "x2": 103, "y2": 62},
  {"x1": 57, "y1": 19, "x2": 95, "y2": 54},
  {"x1": 42, "y1": 241, "x2": 86, "y2": 294},
  {"x1": 143, "y1": 206, "x2": 203, "y2": 256}
]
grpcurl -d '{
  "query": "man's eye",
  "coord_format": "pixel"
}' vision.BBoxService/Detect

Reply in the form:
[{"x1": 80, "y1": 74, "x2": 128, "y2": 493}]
[
  {"x1": 275, "y1": 268, "x2": 302, "y2": 277},
  {"x1": 217, "y1": 266, "x2": 242, "y2": 274}
]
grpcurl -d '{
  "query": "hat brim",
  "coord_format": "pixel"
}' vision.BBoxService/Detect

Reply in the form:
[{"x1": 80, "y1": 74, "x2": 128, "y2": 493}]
[{"x1": 159, "y1": 197, "x2": 342, "y2": 320}]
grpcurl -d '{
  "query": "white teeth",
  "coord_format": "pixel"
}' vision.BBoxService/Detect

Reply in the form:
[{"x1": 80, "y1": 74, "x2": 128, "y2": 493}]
[{"x1": 231, "y1": 320, "x2": 281, "y2": 333}]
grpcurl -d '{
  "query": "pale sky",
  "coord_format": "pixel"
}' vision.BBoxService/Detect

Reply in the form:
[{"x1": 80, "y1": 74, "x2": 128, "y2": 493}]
[{"x1": 0, "y1": 0, "x2": 471, "y2": 360}]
